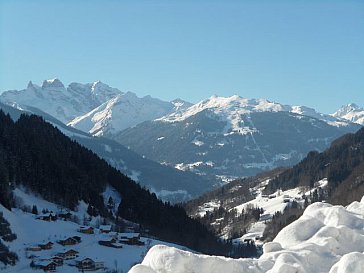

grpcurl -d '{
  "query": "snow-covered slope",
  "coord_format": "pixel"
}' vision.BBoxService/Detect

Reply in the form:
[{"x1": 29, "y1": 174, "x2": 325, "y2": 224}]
[
  {"x1": 68, "y1": 92, "x2": 176, "y2": 136},
  {"x1": 129, "y1": 195, "x2": 364, "y2": 273},
  {"x1": 332, "y1": 103, "x2": 364, "y2": 125},
  {"x1": 159, "y1": 95, "x2": 350, "y2": 128},
  {"x1": 0, "y1": 189, "x2": 189, "y2": 273}
]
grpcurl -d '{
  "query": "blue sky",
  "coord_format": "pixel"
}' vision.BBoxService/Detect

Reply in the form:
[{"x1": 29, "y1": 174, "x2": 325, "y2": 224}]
[{"x1": 1, "y1": 0, "x2": 363, "y2": 113}]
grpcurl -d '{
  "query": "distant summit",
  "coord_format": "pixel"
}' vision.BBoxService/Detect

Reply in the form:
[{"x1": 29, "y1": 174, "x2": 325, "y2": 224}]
[
  {"x1": 332, "y1": 103, "x2": 364, "y2": 125},
  {"x1": 41, "y1": 78, "x2": 65, "y2": 89}
]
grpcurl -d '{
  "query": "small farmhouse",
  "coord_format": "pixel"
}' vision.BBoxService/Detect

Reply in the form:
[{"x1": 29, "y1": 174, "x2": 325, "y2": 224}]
[
  {"x1": 39, "y1": 241, "x2": 54, "y2": 250},
  {"x1": 57, "y1": 236, "x2": 81, "y2": 246},
  {"x1": 76, "y1": 258, "x2": 104, "y2": 271},
  {"x1": 57, "y1": 249, "x2": 79, "y2": 260},
  {"x1": 99, "y1": 225, "x2": 112, "y2": 233},
  {"x1": 78, "y1": 226, "x2": 94, "y2": 234},
  {"x1": 32, "y1": 260, "x2": 57, "y2": 272},
  {"x1": 37, "y1": 212, "x2": 57, "y2": 221}
]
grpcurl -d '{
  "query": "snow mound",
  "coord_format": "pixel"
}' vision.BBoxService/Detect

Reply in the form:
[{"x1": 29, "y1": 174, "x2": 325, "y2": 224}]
[{"x1": 129, "y1": 196, "x2": 364, "y2": 273}]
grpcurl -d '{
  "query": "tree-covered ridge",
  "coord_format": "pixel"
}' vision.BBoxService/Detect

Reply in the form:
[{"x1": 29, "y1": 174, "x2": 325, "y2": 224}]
[
  {"x1": 0, "y1": 111, "x2": 251, "y2": 256},
  {"x1": 266, "y1": 126, "x2": 364, "y2": 205}
]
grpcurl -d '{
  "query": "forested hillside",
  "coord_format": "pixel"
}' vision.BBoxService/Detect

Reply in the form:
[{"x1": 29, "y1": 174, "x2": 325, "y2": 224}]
[
  {"x1": 0, "y1": 111, "x2": 250, "y2": 257},
  {"x1": 266, "y1": 126, "x2": 364, "y2": 205}
]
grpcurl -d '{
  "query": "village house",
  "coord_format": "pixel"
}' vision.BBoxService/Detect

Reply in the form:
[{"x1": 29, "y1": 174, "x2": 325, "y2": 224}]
[
  {"x1": 78, "y1": 226, "x2": 94, "y2": 234},
  {"x1": 37, "y1": 212, "x2": 57, "y2": 222},
  {"x1": 99, "y1": 225, "x2": 112, "y2": 233},
  {"x1": 57, "y1": 249, "x2": 79, "y2": 260},
  {"x1": 51, "y1": 256, "x2": 64, "y2": 266},
  {"x1": 58, "y1": 211, "x2": 72, "y2": 221},
  {"x1": 39, "y1": 241, "x2": 54, "y2": 250},
  {"x1": 26, "y1": 245, "x2": 42, "y2": 251},
  {"x1": 98, "y1": 237, "x2": 123, "y2": 248},
  {"x1": 120, "y1": 233, "x2": 144, "y2": 246},
  {"x1": 76, "y1": 258, "x2": 104, "y2": 271},
  {"x1": 32, "y1": 260, "x2": 57, "y2": 272},
  {"x1": 57, "y1": 236, "x2": 81, "y2": 246}
]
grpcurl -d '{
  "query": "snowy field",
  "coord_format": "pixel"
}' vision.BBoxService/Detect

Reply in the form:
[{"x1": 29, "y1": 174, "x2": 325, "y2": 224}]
[{"x1": 129, "y1": 195, "x2": 364, "y2": 273}]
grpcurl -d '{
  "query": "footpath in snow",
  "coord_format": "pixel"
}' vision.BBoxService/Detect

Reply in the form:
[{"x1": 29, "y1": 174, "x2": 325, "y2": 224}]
[{"x1": 129, "y1": 196, "x2": 364, "y2": 273}]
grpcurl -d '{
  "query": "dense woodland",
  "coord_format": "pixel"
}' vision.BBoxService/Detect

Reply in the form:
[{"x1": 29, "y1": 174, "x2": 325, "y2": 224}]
[
  {"x1": 0, "y1": 111, "x2": 257, "y2": 257},
  {"x1": 265, "y1": 127, "x2": 364, "y2": 205},
  {"x1": 0, "y1": 212, "x2": 17, "y2": 265}
]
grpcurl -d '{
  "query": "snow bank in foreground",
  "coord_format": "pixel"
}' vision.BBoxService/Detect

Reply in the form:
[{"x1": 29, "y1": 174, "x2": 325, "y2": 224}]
[{"x1": 129, "y1": 196, "x2": 364, "y2": 273}]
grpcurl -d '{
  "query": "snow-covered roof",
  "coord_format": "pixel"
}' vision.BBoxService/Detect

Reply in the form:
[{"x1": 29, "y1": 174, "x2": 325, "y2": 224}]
[{"x1": 99, "y1": 225, "x2": 112, "y2": 230}]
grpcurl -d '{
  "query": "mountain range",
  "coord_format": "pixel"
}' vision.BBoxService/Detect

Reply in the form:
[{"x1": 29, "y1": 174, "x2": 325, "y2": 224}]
[
  {"x1": 1, "y1": 79, "x2": 363, "y2": 183},
  {"x1": 116, "y1": 96, "x2": 361, "y2": 179}
]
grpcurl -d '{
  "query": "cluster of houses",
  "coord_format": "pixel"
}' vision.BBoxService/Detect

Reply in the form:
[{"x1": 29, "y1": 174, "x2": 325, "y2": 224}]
[
  {"x1": 29, "y1": 207, "x2": 148, "y2": 272},
  {"x1": 31, "y1": 252, "x2": 104, "y2": 272},
  {"x1": 36, "y1": 211, "x2": 73, "y2": 222},
  {"x1": 25, "y1": 222, "x2": 145, "y2": 272}
]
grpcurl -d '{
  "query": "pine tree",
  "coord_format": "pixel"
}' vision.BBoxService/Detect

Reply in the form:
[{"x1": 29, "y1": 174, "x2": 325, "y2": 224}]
[{"x1": 31, "y1": 205, "x2": 38, "y2": 215}]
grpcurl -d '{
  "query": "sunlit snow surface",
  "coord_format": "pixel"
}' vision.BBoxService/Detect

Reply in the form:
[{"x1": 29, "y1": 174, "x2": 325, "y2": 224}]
[{"x1": 129, "y1": 196, "x2": 364, "y2": 273}]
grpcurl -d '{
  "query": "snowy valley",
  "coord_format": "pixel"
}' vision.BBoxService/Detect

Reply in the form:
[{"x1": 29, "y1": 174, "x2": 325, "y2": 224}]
[{"x1": 1, "y1": 80, "x2": 364, "y2": 273}]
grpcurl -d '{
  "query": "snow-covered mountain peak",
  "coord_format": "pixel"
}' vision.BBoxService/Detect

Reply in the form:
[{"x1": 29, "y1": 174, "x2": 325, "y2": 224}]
[
  {"x1": 68, "y1": 92, "x2": 175, "y2": 136},
  {"x1": 41, "y1": 78, "x2": 65, "y2": 90},
  {"x1": 89, "y1": 80, "x2": 122, "y2": 101},
  {"x1": 1, "y1": 79, "x2": 124, "y2": 123},
  {"x1": 159, "y1": 95, "x2": 286, "y2": 123},
  {"x1": 171, "y1": 98, "x2": 193, "y2": 112},
  {"x1": 332, "y1": 103, "x2": 364, "y2": 125},
  {"x1": 333, "y1": 103, "x2": 362, "y2": 117}
]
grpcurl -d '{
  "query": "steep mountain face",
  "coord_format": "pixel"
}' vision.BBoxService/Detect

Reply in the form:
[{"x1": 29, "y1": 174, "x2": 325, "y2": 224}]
[
  {"x1": 67, "y1": 92, "x2": 184, "y2": 136},
  {"x1": 115, "y1": 95, "x2": 360, "y2": 179},
  {"x1": 332, "y1": 103, "x2": 364, "y2": 125},
  {"x1": 0, "y1": 79, "x2": 122, "y2": 123},
  {"x1": 0, "y1": 103, "x2": 216, "y2": 203},
  {"x1": 0, "y1": 79, "x2": 192, "y2": 137}
]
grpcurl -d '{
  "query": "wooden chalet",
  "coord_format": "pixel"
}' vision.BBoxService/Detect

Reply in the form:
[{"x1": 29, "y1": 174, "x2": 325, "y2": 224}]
[
  {"x1": 120, "y1": 233, "x2": 144, "y2": 246},
  {"x1": 39, "y1": 241, "x2": 54, "y2": 250},
  {"x1": 57, "y1": 236, "x2": 81, "y2": 246},
  {"x1": 76, "y1": 258, "x2": 104, "y2": 271},
  {"x1": 78, "y1": 226, "x2": 94, "y2": 234},
  {"x1": 37, "y1": 212, "x2": 57, "y2": 222},
  {"x1": 51, "y1": 256, "x2": 64, "y2": 266},
  {"x1": 99, "y1": 225, "x2": 112, "y2": 233},
  {"x1": 26, "y1": 245, "x2": 42, "y2": 251},
  {"x1": 57, "y1": 249, "x2": 79, "y2": 260},
  {"x1": 58, "y1": 212, "x2": 72, "y2": 220},
  {"x1": 98, "y1": 238, "x2": 123, "y2": 248},
  {"x1": 32, "y1": 260, "x2": 57, "y2": 272}
]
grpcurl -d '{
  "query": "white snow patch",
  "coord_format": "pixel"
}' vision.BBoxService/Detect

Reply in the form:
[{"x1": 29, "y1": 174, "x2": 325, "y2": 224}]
[
  {"x1": 192, "y1": 140, "x2": 204, "y2": 146},
  {"x1": 104, "y1": 144, "x2": 112, "y2": 153}
]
